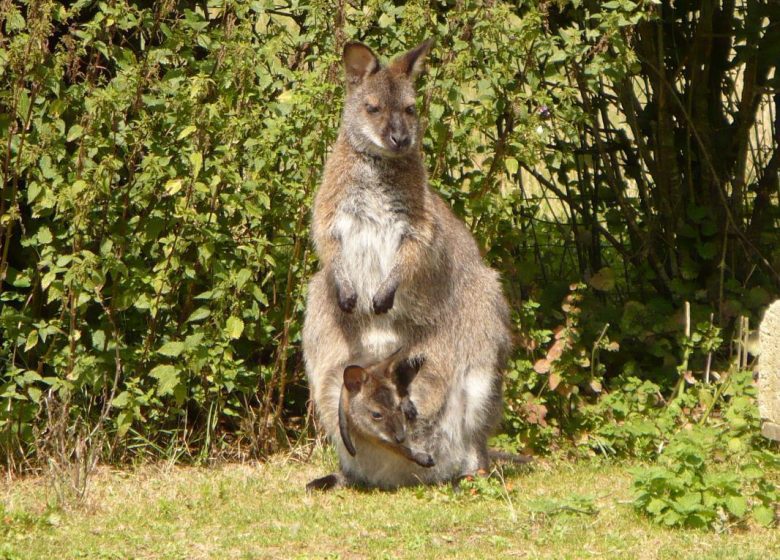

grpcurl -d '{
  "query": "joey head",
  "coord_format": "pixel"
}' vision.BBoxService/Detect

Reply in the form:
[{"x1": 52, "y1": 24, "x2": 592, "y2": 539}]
[{"x1": 306, "y1": 351, "x2": 432, "y2": 492}]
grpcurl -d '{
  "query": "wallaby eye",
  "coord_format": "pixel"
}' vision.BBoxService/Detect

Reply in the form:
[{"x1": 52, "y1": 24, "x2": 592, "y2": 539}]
[
  {"x1": 405, "y1": 105, "x2": 416, "y2": 115},
  {"x1": 370, "y1": 411, "x2": 383, "y2": 421},
  {"x1": 365, "y1": 104, "x2": 380, "y2": 114}
]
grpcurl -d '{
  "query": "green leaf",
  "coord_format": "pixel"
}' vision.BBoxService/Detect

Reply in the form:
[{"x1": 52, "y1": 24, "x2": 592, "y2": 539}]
[
  {"x1": 28, "y1": 386, "x2": 42, "y2": 403},
  {"x1": 37, "y1": 226, "x2": 53, "y2": 244},
  {"x1": 505, "y1": 157, "x2": 519, "y2": 176},
  {"x1": 225, "y1": 316, "x2": 244, "y2": 339},
  {"x1": 92, "y1": 329, "x2": 106, "y2": 350},
  {"x1": 27, "y1": 182, "x2": 42, "y2": 203},
  {"x1": 589, "y1": 267, "x2": 616, "y2": 291},
  {"x1": 725, "y1": 495, "x2": 747, "y2": 518},
  {"x1": 116, "y1": 409, "x2": 133, "y2": 437},
  {"x1": 158, "y1": 341, "x2": 185, "y2": 357},
  {"x1": 235, "y1": 268, "x2": 252, "y2": 290},
  {"x1": 189, "y1": 152, "x2": 203, "y2": 179},
  {"x1": 165, "y1": 178, "x2": 184, "y2": 196},
  {"x1": 378, "y1": 12, "x2": 394, "y2": 28},
  {"x1": 24, "y1": 330, "x2": 39, "y2": 352},
  {"x1": 753, "y1": 505, "x2": 776, "y2": 526},
  {"x1": 177, "y1": 125, "x2": 197, "y2": 140},
  {"x1": 67, "y1": 124, "x2": 84, "y2": 142},
  {"x1": 149, "y1": 364, "x2": 180, "y2": 396},
  {"x1": 187, "y1": 307, "x2": 211, "y2": 323}
]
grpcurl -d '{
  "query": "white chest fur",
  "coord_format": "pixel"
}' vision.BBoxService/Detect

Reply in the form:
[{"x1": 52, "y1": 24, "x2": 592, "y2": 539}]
[
  {"x1": 332, "y1": 185, "x2": 408, "y2": 311},
  {"x1": 331, "y1": 175, "x2": 409, "y2": 360}
]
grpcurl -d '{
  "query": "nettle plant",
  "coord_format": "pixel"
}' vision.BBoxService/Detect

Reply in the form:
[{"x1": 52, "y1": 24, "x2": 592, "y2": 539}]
[{"x1": 632, "y1": 424, "x2": 778, "y2": 530}]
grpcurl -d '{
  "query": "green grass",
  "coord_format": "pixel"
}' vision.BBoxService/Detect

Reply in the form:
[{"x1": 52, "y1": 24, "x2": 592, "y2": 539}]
[{"x1": 1, "y1": 452, "x2": 777, "y2": 559}]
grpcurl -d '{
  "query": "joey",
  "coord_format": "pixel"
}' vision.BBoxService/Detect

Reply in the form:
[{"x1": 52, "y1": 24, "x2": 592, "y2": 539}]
[
  {"x1": 337, "y1": 351, "x2": 432, "y2": 468},
  {"x1": 307, "y1": 351, "x2": 432, "y2": 492}
]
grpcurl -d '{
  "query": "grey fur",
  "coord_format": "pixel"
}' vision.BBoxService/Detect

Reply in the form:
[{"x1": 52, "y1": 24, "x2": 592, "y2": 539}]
[{"x1": 303, "y1": 39, "x2": 511, "y2": 488}]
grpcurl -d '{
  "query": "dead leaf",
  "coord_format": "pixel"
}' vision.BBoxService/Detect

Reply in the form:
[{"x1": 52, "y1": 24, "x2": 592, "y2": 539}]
[
  {"x1": 547, "y1": 339, "x2": 566, "y2": 361},
  {"x1": 534, "y1": 359, "x2": 551, "y2": 374},
  {"x1": 524, "y1": 403, "x2": 548, "y2": 427},
  {"x1": 549, "y1": 372, "x2": 561, "y2": 390}
]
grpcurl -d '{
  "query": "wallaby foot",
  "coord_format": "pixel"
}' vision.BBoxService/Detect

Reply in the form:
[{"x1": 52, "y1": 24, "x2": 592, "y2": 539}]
[{"x1": 306, "y1": 472, "x2": 346, "y2": 492}]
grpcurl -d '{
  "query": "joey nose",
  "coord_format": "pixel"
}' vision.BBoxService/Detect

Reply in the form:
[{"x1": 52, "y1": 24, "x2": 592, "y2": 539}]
[{"x1": 394, "y1": 432, "x2": 406, "y2": 444}]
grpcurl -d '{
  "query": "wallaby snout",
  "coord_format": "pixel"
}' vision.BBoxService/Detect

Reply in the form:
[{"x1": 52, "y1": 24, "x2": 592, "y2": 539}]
[{"x1": 388, "y1": 132, "x2": 410, "y2": 151}]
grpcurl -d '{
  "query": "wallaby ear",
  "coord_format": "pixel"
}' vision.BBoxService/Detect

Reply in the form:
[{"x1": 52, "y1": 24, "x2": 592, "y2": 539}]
[
  {"x1": 343, "y1": 365, "x2": 367, "y2": 393},
  {"x1": 389, "y1": 38, "x2": 433, "y2": 79},
  {"x1": 343, "y1": 42, "x2": 380, "y2": 88}
]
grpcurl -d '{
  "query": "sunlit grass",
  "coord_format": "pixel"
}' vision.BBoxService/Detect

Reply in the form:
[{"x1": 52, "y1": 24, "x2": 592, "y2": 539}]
[{"x1": 1, "y1": 451, "x2": 777, "y2": 559}]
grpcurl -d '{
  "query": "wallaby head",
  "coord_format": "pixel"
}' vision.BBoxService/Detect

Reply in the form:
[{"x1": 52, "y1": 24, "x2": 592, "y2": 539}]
[
  {"x1": 341, "y1": 39, "x2": 433, "y2": 158},
  {"x1": 338, "y1": 350, "x2": 431, "y2": 466}
]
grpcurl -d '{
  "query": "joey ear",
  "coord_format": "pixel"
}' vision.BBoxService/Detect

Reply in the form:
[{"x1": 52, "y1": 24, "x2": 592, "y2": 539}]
[
  {"x1": 394, "y1": 355, "x2": 424, "y2": 394},
  {"x1": 343, "y1": 365, "x2": 367, "y2": 393},
  {"x1": 343, "y1": 42, "x2": 380, "y2": 88},
  {"x1": 389, "y1": 38, "x2": 433, "y2": 79},
  {"x1": 338, "y1": 387, "x2": 357, "y2": 457},
  {"x1": 371, "y1": 347, "x2": 403, "y2": 379}
]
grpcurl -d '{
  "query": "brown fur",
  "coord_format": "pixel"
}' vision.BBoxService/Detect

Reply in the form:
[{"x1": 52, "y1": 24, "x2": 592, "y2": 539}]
[{"x1": 303, "y1": 39, "x2": 511, "y2": 487}]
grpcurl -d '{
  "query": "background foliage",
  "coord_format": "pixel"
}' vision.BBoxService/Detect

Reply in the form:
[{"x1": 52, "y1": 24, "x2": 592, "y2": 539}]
[{"x1": 0, "y1": 0, "x2": 778, "y2": 519}]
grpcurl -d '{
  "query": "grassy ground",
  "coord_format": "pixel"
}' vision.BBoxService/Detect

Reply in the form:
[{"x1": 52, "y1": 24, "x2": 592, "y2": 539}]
[{"x1": 1, "y1": 451, "x2": 777, "y2": 560}]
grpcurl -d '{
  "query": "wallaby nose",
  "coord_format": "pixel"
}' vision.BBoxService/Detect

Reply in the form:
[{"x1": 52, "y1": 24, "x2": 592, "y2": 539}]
[
  {"x1": 389, "y1": 134, "x2": 410, "y2": 150},
  {"x1": 394, "y1": 431, "x2": 406, "y2": 444}
]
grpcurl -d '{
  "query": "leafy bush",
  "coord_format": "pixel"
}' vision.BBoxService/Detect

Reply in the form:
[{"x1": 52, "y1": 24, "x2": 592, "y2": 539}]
[{"x1": 0, "y1": 1, "x2": 777, "y2": 489}]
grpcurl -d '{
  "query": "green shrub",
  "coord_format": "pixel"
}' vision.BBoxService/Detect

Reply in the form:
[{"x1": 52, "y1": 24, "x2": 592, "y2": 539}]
[{"x1": 1, "y1": 1, "x2": 777, "y2": 479}]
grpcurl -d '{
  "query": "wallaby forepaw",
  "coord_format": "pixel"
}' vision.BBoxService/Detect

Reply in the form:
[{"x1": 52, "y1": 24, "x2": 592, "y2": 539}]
[
  {"x1": 401, "y1": 397, "x2": 418, "y2": 421},
  {"x1": 412, "y1": 452, "x2": 435, "y2": 468},
  {"x1": 337, "y1": 287, "x2": 357, "y2": 313},
  {"x1": 372, "y1": 287, "x2": 396, "y2": 314}
]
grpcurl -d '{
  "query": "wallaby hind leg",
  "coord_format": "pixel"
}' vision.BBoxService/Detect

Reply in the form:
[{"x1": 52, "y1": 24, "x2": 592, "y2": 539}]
[
  {"x1": 476, "y1": 440, "x2": 490, "y2": 472},
  {"x1": 306, "y1": 472, "x2": 346, "y2": 492}
]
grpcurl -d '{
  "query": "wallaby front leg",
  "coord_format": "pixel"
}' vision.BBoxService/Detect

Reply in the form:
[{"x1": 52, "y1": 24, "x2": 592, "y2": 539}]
[
  {"x1": 394, "y1": 355, "x2": 424, "y2": 421},
  {"x1": 332, "y1": 255, "x2": 357, "y2": 313},
  {"x1": 372, "y1": 236, "x2": 424, "y2": 314}
]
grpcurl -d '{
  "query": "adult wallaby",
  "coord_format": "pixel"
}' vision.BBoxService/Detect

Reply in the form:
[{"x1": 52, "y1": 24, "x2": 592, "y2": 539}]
[
  {"x1": 307, "y1": 351, "x2": 435, "y2": 491},
  {"x1": 303, "y1": 39, "x2": 511, "y2": 488}
]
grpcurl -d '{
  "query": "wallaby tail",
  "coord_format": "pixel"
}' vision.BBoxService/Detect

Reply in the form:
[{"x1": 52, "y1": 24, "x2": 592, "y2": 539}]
[{"x1": 489, "y1": 449, "x2": 533, "y2": 465}]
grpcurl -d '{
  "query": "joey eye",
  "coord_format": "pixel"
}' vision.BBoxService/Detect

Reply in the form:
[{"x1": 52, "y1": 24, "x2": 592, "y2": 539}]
[
  {"x1": 365, "y1": 104, "x2": 380, "y2": 114},
  {"x1": 370, "y1": 411, "x2": 383, "y2": 421},
  {"x1": 405, "y1": 105, "x2": 416, "y2": 115}
]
